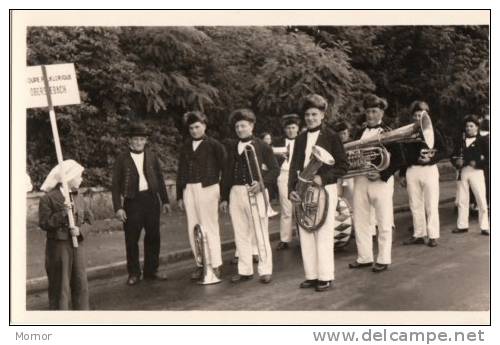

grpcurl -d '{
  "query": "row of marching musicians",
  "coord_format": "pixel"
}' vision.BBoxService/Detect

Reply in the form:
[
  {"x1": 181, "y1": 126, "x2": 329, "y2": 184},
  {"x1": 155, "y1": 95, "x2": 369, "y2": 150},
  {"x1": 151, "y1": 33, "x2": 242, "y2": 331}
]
[{"x1": 39, "y1": 92, "x2": 489, "y2": 310}]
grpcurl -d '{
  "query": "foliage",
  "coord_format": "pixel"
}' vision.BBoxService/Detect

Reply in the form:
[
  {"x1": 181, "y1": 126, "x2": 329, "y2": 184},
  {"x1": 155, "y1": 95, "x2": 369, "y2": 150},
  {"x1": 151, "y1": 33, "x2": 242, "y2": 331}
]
[{"x1": 26, "y1": 25, "x2": 489, "y2": 188}]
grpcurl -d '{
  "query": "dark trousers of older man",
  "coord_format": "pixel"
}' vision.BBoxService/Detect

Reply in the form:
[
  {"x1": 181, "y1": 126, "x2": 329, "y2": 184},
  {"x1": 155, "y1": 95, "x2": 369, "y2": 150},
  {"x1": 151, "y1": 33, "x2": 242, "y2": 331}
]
[{"x1": 123, "y1": 190, "x2": 161, "y2": 278}]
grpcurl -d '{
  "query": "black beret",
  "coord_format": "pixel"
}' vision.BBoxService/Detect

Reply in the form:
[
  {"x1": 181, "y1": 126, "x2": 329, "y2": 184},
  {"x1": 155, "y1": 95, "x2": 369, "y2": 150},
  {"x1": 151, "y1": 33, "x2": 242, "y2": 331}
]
[
  {"x1": 228, "y1": 108, "x2": 256, "y2": 125},
  {"x1": 301, "y1": 94, "x2": 328, "y2": 114},
  {"x1": 281, "y1": 113, "x2": 301, "y2": 127},
  {"x1": 409, "y1": 100, "x2": 430, "y2": 114},
  {"x1": 126, "y1": 122, "x2": 149, "y2": 137},
  {"x1": 183, "y1": 111, "x2": 208, "y2": 126},
  {"x1": 464, "y1": 114, "x2": 480, "y2": 128},
  {"x1": 363, "y1": 94, "x2": 388, "y2": 111}
]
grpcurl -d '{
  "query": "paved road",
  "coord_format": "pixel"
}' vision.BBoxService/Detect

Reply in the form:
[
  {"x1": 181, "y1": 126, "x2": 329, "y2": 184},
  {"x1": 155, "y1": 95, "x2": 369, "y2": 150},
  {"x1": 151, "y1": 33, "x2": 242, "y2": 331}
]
[{"x1": 27, "y1": 203, "x2": 490, "y2": 311}]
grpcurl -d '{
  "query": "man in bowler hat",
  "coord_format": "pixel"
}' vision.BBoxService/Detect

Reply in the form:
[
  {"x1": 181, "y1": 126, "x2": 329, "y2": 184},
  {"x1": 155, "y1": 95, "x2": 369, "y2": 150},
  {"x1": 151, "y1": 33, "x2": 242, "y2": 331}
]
[{"x1": 112, "y1": 122, "x2": 171, "y2": 285}]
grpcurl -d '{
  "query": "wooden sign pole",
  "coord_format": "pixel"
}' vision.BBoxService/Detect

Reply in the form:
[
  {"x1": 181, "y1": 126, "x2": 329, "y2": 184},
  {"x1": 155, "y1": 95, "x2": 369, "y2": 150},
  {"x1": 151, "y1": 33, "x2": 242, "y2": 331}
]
[{"x1": 41, "y1": 65, "x2": 79, "y2": 248}]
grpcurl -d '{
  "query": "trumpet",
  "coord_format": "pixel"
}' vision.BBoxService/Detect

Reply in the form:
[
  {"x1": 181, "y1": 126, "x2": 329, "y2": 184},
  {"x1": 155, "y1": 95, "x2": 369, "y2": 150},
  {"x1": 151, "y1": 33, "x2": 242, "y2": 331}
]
[{"x1": 243, "y1": 144, "x2": 269, "y2": 262}]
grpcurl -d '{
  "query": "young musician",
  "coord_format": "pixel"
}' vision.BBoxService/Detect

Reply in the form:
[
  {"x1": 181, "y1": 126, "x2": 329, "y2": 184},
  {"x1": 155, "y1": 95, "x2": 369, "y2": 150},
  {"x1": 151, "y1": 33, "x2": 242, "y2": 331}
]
[
  {"x1": 259, "y1": 132, "x2": 279, "y2": 218},
  {"x1": 400, "y1": 101, "x2": 446, "y2": 247},
  {"x1": 112, "y1": 123, "x2": 171, "y2": 286},
  {"x1": 349, "y1": 94, "x2": 403, "y2": 273},
  {"x1": 288, "y1": 94, "x2": 348, "y2": 292},
  {"x1": 451, "y1": 115, "x2": 489, "y2": 235},
  {"x1": 274, "y1": 114, "x2": 300, "y2": 250},
  {"x1": 176, "y1": 111, "x2": 227, "y2": 281},
  {"x1": 39, "y1": 160, "x2": 93, "y2": 310},
  {"x1": 220, "y1": 109, "x2": 279, "y2": 284}
]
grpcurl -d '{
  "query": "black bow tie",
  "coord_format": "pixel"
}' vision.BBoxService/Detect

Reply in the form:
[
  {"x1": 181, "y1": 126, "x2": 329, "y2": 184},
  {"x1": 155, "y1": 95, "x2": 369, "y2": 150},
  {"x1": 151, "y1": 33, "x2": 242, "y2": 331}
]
[
  {"x1": 366, "y1": 124, "x2": 382, "y2": 129},
  {"x1": 129, "y1": 148, "x2": 144, "y2": 154},
  {"x1": 465, "y1": 134, "x2": 477, "y2": 139},
  {"x1": 192, "y1": 135, "x2": 206, "y2": 142},
  {"x1": 240, "y1": 136, "x2": 253, "y2": 143},
  {"x1": 307, "y1": 126, "x2": 321, "y2": 133},
  {"x1": 286, "y1": 137, "x2": 296, "y2": 141}
]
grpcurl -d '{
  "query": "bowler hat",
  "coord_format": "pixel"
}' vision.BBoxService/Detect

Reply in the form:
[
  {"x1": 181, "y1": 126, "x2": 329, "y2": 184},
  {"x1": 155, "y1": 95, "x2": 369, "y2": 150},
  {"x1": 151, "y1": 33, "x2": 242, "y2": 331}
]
[
  {"x1": 126, "y1": 122, "x2": 149, "y2": 137},
  {"x1": 281, "y1": 113, "x2": 301, "y2": 127},
  {"x1": 228, "y1": 109, "x2": 256, "y2": 126}
]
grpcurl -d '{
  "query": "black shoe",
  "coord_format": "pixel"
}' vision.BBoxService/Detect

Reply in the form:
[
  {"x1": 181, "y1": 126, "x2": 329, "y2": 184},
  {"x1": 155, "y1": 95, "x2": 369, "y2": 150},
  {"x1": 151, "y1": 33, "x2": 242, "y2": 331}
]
[
  {"x1": 252, "y1": 255, "x2": 259, "y2": 263},
  {"x1": 126, "y1": 275, "x2": 140, "y2": 286},
  {"x1": 143, "y1": 272, "x2": 168, "y2": 281},
  {"x1": 315, "y1": 280, "x2": 333, "y2": 292},
  {"x1": 427, "y1": 239, "x2": 438, "y2": 247},
  {"x1": 276, "y1": 242, "x2": 289, "y2": 250},
  {"x1": 231, "y1": 256, "x2": 238, "y2": 265},
  {"x1": 259, "y1": 274, "x2": 272, "y2": 284},
  {"x1": 452, "y1": 228, "x2": 468, "y2": 234},
  {"x1": 403, "y1": 237, "x2": 425, "y2": 245},
  {"x1": 299, "y1": 279, "x2": 318, "y2": 289},
  {"x1": 348, "y1": 261, "x2": 373, "y2": 269},
  {"x1": 481, "y1": 230, "x2": 490, "y2": 236},
  {"x1": 190, "y1": 267, "x2": 203, "y2": 281},
  {"x1": 372, "y1": 263, "x2": 388, "y2": 273},
  {"x1": 231, "y1": 274, "x2": 253, "y2": 283}
]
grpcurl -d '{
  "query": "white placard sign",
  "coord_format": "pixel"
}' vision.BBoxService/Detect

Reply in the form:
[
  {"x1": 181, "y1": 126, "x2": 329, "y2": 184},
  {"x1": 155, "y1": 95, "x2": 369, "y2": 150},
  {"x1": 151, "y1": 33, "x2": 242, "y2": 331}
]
[{"x1": 26, "y1": 63, "x2": 81, "y2": 108}]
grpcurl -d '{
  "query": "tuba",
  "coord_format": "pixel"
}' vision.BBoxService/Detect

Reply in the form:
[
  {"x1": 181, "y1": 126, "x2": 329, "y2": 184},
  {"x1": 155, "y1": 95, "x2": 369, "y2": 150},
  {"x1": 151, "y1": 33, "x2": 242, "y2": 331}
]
[
  {"x1": 343, "y1": 112, "x2": 434, "y2": 178},
  {"x1": 194, "y1": 224, "x2": 222, "y2": 285},
  {"x1": 243, "y1": 144, "x2": 270, "y2": 262},
  {"x1": 293, "y1": 145, "x2": 336, "y2": 232}
]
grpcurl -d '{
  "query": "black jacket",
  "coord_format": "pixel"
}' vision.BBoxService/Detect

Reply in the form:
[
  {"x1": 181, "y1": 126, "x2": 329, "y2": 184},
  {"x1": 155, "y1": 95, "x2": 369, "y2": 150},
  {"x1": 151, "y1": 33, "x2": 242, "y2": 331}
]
[
  {"x1": 288, "y1": 126, "x2": 348, "y2": 193},
  {"x1": 351, "y1": 122, "x2": 404, "y2": 182},
  {"x1": 112, "y1": 148, "x2": 169, "y2": 212},
  {"x1": 400, "y1": 127, "x2": 447, "y2": 177},
  {"x1": 176, "y1": 136, "x2": 227, "y2": 200},
  {"x1": 221, "y1": 137, "x2": 279, "y2": 202},
  {"x1": 451, "y1": 134, "x2": 489, "y2": 171}
]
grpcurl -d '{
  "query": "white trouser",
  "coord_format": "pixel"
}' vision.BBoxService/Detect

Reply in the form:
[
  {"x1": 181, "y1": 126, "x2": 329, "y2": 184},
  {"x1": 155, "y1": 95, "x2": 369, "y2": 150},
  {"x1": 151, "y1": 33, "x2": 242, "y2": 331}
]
[
  {"x1": 229, "y1": 185, "x2": 273, "y2": 276},
  {"x1": 183, "y1": 183, "x2": 223, "y2": 268},
  {"x1": 277, "y1": 169, "x2": 294, "y2": 242},
  {"x1": 299, "y1": 184, "x2": 337, "y2": 281},
  {"x1": 353, "y1": 176, "x2": 394, "y2": 265},
  {"x1": 457, "y1": 167, "x2": 489, "y2": 230},
  {"x1": 235, "y1": 240, "x2": 258, "y2": 257},
  {"x1": 406, "y1": 165, "x2": 440, "y2": 239},
  {"x1": 341, "y1": 178, "x2": 377, "y2": 236}
]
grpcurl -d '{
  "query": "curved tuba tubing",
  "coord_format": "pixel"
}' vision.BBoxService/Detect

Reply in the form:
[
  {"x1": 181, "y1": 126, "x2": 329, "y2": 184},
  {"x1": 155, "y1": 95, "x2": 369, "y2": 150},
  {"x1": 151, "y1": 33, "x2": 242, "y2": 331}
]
[
  {"x1": 294, "y1": 145, "x2": 335, "y2": 232},
  {"x1": 343, "y1": 112, "x2": 434, "y2": 178},
  {"x1": 243, "y1": 144, "x2": 269, "y2": 262},
  {"x1": 194, "y1": 224, "x2": 222, "y2": 285}
]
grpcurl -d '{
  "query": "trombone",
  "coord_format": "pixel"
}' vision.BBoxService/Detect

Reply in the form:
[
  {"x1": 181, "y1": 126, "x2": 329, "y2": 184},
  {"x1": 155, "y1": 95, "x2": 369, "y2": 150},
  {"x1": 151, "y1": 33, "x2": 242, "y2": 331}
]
[{"x1": 243, "y1": 144, "x2": 269, "y2": 262}]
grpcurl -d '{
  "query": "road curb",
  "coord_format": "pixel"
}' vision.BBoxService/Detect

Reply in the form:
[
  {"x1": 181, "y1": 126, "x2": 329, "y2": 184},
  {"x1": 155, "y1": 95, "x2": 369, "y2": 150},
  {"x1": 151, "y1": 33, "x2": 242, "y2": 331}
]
[{"x1": 26, "y1": 197, "x2": 456, "y2": 294}]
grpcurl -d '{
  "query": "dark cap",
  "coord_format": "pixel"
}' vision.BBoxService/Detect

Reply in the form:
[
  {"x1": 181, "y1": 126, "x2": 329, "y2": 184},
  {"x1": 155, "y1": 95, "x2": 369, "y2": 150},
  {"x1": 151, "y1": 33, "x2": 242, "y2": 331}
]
[
  {"x1": 281, "y1": 113, "x2": 301, "y2": 127},
  {"x1": 464, "y1": 114, "x2": 480, "y2": 128},
  {"x1": 228, "y1": 108, "x2": 256, "y2": 126},
  {"x1": 301, "y1": 94, "x2": 328, "y2": 114},
  {"x1": 363, "y1": 94, "x2": 388, "y2": 111},
  {"x1": 126, "y1": 122, "x2": 149, "y2": 137},
  {"x1": 409, "y1": 100, "x2": 430, "y2": 114},
  {"x1": 333, "y1": 121, "x2": 350, "y2": 132},
  {"x1": 183, "y1": 111, "x2": 208, "y2": 126}
]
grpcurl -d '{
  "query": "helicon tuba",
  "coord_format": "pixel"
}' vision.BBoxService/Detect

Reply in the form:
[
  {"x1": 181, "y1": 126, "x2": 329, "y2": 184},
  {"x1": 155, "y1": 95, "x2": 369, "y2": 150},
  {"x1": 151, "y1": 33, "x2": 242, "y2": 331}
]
[
  {"x1": 343, "y1": 112, "x2": 435, "y2": 178},
  {"x1": 293, "y1": 145, "x2": 336, "y2": 232},
  {"x1": 243, "y1": 144, "x2": 270, "y2": 262},
  {"x1": 194, "y1": 224, "x2": 221, "y2": 285}
]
